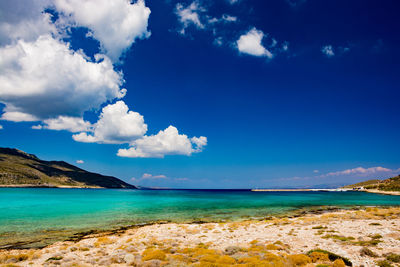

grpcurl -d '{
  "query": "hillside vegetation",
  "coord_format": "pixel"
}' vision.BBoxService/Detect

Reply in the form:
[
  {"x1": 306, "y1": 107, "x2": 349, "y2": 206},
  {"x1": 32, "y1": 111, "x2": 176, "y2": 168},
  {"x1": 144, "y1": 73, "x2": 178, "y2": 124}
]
[
  {"x1": 344, "y1": 175, "x2": 400, "y2": 192},
  {"x1": 0, "y1": 147, "x2": 136, "y2": 189}
]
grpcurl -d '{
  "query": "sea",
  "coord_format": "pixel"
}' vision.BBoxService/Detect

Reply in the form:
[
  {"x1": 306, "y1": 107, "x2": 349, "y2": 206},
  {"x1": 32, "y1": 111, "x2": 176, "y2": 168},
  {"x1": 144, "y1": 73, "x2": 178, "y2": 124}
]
[{"x1": 1, "y1": 188, "x2": 400, "y2": 248}]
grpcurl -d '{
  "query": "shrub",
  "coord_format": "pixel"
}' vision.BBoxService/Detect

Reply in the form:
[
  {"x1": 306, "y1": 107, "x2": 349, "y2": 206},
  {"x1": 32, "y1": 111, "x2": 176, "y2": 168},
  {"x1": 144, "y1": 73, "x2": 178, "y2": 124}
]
[
  {"x1": 386, "y1": 253, "x2": 400, "y2": 263},
  {"x1": 377, "y1": 260, "x2": 394, "y2": 267},
  {"x1": 309, "y1": 251, "x2": 330, "y2": 263},
  {"x1": 199, "y1": 254, "x2": 220, "y2": 263},
  {"x1": 265, "y1": 243, "x2": 280, "y2": 250},
  {"x1": 360, "y1": 247, "x2": 377, "y2": 257},
  {"x1": 370, "y1": 234, "x2": 383, "y2": 239},
  {"x1": 307, "y1": 249, "x2": 352, "y2": 266},
  {"x1": 46, "y1": 256, "x2": 63, "y2": 261},
  {"x1": 237, "y1": 256, "x2": 261, "y2": 264},
  {"x1": 322, "y1": 234, "x2": 355, "y2": 242},
  {"x1": 333, "y1": 259, "x2": 346, "y2": 267},
  {"x1": 142, "y1": 249, "x2": 166, "y2": 261},
  {"x1": 312, "y1": 225, "x2": 327, "y2": 229},
  {"x1": 216, "y1": 255, "x2": 236, "y2": 264},
  {"x1": 94, "y1": 236, "x2": 113, "y2": 247},
  {"x1": 369, "y1": 222, "x2": 381, "y2": 226},
  {"x1": 287, "y1": 254, "x2": 311, "y2": 266}
]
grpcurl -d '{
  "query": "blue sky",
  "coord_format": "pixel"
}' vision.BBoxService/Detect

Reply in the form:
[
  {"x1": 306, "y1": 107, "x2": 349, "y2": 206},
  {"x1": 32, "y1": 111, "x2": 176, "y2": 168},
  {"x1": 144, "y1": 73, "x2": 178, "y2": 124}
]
[{"x1": 0, "y1": 0, "x2": 399, "y2": 188}]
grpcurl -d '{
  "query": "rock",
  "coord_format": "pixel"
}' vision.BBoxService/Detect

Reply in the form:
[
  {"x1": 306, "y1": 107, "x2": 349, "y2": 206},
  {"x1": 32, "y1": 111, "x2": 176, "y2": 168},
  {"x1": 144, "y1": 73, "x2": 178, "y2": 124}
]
[
  {"x1": 224, "y1": 245, "x2": 241, "y2": 255},
  {"x1": 124, "y1": 254, "x2": 135, "y2": 264},
  {"x1": 6, "y1": 258, "x2": 18, "y2": 263}
]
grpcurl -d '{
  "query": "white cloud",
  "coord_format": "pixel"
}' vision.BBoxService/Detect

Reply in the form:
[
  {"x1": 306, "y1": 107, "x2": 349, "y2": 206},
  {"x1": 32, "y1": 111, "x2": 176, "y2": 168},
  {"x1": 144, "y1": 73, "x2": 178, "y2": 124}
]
[
  {"x1": 208, "y1": 14, "x2": 237, "y2": 25},
  {"x1": 222, "y1": 14, "x2": 237, "y2": 22},
  {"x1": 54, "y1": 0, "x2": 151, "y2": 62},
  {"x1": 236, "y1": 28, "x2": 273, "y2": 58},
  {"x1": 175, "y1": 1, "x2": 205, "y2": 34},
  {"x1": 321, "y1": 166, "x2": 393, "y2": 178},
  {"x1": 191, "y1": 136, "x2": 207, "y2": 152},
  {"x1": 0, "y1": 0, "x2": 56, "y2": 45},
  {"x1": 313, "y1": 170, "x2": 319, "y2": 173},
  {"x1": 227, "y1": 0, "x2": 239, "y2": 4},
  {"x1": 76, "y1": 160, "x2": 84, "y2": 164},
  {"x1": 142, "y1": 173, "x2": 167, "y2": 179},
  {"x1": 0, "y1": 125, "x2": 3, "y2": 130},
  {"x1": 31, "y1": 125, "x2": 42, "y2": 130},
  {"x1": 40, "y1": 116, "x2": 92, "y2": 132},
  {"x1": 0, "y1": 35, "x2": 126, "y2": 121},
  {"x1": 321, "y1": 45, "x2": 335, "y2": 57},
  {"x1": 73, "y1": 101, "x2": 147, "y2": 144},
  {"x1": 0, "y1": 0, "x2": 208, "y2": 160},
  {"x1": 1, "y1": 111, "x2": 38, "y2": 122},
  {"x1": 130, "y1": 173, "x2": 167, "y2": 183},
  {"x1": 117, "y1": 125, "x2": 207, "y2": 158}
]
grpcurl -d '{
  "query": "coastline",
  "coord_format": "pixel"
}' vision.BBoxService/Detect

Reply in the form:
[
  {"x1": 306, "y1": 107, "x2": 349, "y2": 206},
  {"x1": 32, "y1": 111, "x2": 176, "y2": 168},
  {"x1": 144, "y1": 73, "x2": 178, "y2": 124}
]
[
  {"x1": 251, "y1": 189, "x2": 352, "y2": 192},
  {"x1": 1, "y1": 207, "x2": 400, "y2": 266},
  {"x1": 252, "y1": 188, "x2": 400, "y2": 196},
  {"x1": 364, "y1": 189, "x2": 400, "y2": 196},
  {"x1": 0, "y1": 185, "x2": 111, "y2": 189}
]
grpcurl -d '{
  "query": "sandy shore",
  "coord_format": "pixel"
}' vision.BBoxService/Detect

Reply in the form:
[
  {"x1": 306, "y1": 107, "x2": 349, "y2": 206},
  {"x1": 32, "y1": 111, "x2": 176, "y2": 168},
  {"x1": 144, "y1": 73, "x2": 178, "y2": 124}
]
[{"x1": 1, "y1": 207, "x2": 400, "y2": 266}]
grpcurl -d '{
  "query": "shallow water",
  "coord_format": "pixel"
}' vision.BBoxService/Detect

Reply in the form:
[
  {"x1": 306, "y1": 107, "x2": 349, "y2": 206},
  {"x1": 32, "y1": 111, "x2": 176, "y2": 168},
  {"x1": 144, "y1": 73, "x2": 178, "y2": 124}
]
[{"x1": 0, "y1": 188, "x2": 400, "y2": 248}]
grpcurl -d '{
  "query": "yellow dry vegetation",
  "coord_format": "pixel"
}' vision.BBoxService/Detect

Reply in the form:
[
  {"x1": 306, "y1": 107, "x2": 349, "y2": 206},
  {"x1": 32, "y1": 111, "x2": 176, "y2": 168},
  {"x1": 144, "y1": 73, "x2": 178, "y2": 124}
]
[
  {"x1": 287, "y1": 254, "x2": 312, "y2": 266},
  {"x1": 309, "y1": 251, "x2": 330, "y2": 263},
  {"x1": 94, "y1": 236, "x2": 113, "y2": 247},
  {"x1": 141, "y1": 248, "x2": 167, "y2": 261},
  {"x1": 332, "y1": 259, "x2": 346, "y2": 267},
  {"x1": 0, "y1": 250, "x2": 38, "y2": 264}
]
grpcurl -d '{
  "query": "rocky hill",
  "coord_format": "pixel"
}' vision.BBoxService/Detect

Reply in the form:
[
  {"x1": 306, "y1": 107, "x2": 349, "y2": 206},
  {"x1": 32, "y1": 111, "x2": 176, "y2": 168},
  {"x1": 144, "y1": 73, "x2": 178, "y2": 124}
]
[
  {"x1": 344, "y1": 175, "x2": 400, "y2": 192},
  {"x1": 0, "y1": 147, "x2": 136, "y2": 189}
]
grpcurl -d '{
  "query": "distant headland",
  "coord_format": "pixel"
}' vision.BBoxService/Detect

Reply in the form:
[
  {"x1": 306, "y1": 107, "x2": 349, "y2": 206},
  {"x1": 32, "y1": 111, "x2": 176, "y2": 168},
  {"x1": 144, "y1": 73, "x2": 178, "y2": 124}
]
[{"x1": 0, "y1": 147, "x2": 136, "y2": 189}]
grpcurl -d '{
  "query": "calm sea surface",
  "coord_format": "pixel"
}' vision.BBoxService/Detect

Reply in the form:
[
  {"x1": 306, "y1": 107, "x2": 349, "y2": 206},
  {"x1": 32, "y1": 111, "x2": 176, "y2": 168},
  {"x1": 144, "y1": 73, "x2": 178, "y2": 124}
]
[{"x1": 1, "y1": 188, "x2": 400, "y2": 248}]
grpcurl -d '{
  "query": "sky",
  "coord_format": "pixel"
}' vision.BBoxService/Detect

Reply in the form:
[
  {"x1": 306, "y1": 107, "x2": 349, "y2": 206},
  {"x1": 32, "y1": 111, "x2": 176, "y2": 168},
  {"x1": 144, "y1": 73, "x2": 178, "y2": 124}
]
[{"x1": 0, "y1": 0, "x2": 399, "y2": 188}]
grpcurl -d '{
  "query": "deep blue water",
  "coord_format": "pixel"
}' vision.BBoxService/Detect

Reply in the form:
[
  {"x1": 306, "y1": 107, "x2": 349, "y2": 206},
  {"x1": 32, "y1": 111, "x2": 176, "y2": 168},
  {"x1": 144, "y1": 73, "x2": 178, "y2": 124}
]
[{"x1": 0, "y1": 188, "x2": 399, "y2": 248}]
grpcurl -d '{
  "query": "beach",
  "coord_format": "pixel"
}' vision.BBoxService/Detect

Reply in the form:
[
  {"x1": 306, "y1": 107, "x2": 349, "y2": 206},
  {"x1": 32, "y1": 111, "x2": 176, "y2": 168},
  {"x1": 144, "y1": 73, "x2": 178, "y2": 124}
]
[{"x1": 1, "y1": 207, "x2": 400, "y2": 266}]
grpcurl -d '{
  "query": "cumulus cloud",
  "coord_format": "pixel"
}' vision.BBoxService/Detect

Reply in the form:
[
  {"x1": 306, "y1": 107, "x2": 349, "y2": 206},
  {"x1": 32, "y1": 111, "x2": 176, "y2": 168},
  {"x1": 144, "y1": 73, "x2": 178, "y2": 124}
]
[
  {"x1": 321, "y1": 45, "x2": 335, "y2": 57},
  {"x1": 236, "y1": 28, "x2": 273, "y2": 58},
  {"x1": 0, "y1": 125, "x2": 3, "y2": 130},
  {"x1": 72, "y1": 101, "x2": 147, "y2": 144},
  {"x1": 35, "y1": 116, "x2": 92, "y2": 132},
  {"x1": 117, "y1": 126, "x2": 207, "y2": 158},
  {"x1": 0, "y1": 0, "x2": 56, "y2": 45},
  {"x1": 175, "y1": 1, "x2": 205, "y2": 34},
  {"x1": 54, "y1": 0, "x2": 151, "y2": 62},
  {"x1": 0, "y1": 0, "x2": 207, "y2": 159},
  {"x1": 0, "y1": 35, "x2": 125, "y2": 121},
  {"x1": 1, "y1": 111, "x2": 38, "y2": 122},
  {"x1": 76, "y1": 160, "x2": 84, "y2": 164}
]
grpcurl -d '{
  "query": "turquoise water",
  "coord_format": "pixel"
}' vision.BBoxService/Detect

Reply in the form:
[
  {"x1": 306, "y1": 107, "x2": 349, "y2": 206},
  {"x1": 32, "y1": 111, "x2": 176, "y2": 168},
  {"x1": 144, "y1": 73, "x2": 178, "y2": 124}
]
[{"x1": 1, "y1": 188, "x2": 400, "y2": 248}]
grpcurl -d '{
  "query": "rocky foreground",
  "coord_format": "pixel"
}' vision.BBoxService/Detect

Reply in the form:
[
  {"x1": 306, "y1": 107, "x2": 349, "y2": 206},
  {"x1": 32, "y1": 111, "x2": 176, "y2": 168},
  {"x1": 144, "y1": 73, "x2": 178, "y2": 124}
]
[{"x1": 1, "y1": 207, "x2": 400, "y2": 266}]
